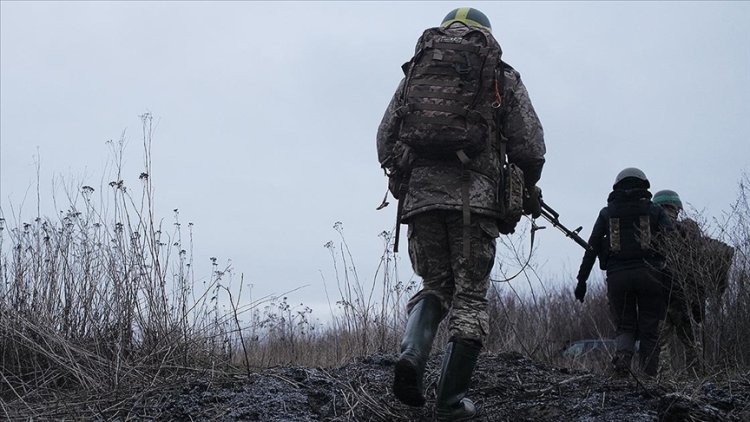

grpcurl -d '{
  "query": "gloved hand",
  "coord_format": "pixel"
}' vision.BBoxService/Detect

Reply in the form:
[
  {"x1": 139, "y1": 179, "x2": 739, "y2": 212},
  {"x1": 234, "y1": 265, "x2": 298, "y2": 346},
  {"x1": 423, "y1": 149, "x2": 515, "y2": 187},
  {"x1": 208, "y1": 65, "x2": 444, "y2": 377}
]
[
  {"x1": 497, "y1": 219, "x2": 518, "y2": 235},
  {"x1": 574, "y1": 279, "x2": 587, "y2": 303},
  {"x1": 523, "y1": 186, "x2": 542, "y2": 219}
]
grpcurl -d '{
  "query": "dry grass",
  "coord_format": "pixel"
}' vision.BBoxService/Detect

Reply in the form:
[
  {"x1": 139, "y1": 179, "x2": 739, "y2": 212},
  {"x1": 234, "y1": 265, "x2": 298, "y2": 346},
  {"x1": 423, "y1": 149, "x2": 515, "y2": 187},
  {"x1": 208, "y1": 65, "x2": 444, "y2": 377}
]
[{"x1": 0, "y1": 115, "x2": 242, "y2": 414}]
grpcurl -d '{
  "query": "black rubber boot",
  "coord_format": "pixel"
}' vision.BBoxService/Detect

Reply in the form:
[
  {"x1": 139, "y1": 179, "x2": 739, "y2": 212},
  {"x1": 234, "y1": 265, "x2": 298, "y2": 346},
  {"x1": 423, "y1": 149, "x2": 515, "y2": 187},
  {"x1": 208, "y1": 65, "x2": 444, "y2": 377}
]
[
  {"x1": 435, "y1": 337, "x2": 481, "y2": 421},
  {"x1": 393, "y1": 295, "x2": 444, "y2": 407}
]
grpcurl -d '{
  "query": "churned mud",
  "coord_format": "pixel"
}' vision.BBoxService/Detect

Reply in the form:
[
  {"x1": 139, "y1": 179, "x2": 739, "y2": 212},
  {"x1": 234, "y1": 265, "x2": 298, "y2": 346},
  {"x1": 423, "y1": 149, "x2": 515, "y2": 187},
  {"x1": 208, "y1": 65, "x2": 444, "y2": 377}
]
[{"x1": 7, "y1": 352, "x2": 749, "y2": 421}]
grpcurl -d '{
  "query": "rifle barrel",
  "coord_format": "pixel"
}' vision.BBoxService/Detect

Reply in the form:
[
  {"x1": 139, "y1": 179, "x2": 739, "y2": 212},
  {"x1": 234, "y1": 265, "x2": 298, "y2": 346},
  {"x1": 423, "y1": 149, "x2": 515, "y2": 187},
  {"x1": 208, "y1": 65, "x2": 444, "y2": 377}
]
[
  {"x1": 540, "y1": 202, "x2": 559, "y2": 219},
  {"x1": 538, "y1": 204, "x2": 592, "y2": 251}
]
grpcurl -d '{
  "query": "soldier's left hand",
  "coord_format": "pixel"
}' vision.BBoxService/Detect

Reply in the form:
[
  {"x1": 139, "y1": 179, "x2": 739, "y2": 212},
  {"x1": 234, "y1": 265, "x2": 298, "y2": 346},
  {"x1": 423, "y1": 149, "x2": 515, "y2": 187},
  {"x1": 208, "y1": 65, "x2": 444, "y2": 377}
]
[{"x1": 574, "y1": 279, "x2": 587, "y2": 303}]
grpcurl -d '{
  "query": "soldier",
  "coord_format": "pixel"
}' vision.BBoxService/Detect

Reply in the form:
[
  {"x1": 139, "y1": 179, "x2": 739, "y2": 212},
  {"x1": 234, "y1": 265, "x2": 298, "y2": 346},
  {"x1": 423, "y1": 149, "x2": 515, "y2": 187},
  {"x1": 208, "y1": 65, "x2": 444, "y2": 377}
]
[
  {"x1": 377, "y1": 7, "x2": 545, "y2": 421},
  {"x1": 575, "y1": 168, "x2": 672, "y2": 377},
  {"x1": 653, "y1": 189, "x2": 734, "y2": 374}
]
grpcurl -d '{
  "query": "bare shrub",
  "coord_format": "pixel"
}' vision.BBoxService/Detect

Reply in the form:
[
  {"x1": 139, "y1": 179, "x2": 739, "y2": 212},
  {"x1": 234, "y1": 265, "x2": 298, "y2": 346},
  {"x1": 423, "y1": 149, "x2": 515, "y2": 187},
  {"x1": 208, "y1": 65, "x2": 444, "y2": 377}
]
[
  {"x1": 701, "y1": 175, "x2": 750, "y2": 370},
  {"x1": 314, "y1": 224, "x2": 415, "y2": 365},
  {"x1": 214, "y1": 222, "x2": 416, "y2": 369},
  {"x1": 0, "y1": 114, "x2": 246, "y2": 410}
]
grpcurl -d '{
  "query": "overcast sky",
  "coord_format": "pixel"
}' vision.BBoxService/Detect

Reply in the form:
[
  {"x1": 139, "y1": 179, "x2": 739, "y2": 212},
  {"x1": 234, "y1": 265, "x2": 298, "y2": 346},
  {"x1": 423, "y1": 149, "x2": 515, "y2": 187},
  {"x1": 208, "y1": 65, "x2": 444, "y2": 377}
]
[{"x1": 2, "y1": 2, "x2": 749, "y2": 322}]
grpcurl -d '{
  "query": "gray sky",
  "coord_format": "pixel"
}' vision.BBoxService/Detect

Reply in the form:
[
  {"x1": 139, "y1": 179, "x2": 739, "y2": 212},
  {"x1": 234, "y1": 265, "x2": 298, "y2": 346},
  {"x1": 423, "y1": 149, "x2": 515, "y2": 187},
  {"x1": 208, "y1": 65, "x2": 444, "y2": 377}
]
[{"x1": 2, "y1": 2, "x2": 749, "y2": 321}]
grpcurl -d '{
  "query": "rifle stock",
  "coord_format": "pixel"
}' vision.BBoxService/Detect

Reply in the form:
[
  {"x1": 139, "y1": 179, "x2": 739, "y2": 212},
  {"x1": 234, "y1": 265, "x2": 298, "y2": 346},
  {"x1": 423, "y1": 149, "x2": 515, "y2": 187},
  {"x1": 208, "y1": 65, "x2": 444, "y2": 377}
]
[{"x1": 539, "y1": 199, "x2": 592, "y2": 251}]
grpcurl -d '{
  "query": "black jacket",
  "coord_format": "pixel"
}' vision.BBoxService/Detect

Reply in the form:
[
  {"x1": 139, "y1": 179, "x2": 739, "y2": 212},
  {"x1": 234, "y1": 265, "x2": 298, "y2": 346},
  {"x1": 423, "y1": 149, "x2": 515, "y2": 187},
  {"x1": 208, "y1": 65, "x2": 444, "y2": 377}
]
[{"x1": 577, "y1": 189, "x2": 673, "y2": 282}]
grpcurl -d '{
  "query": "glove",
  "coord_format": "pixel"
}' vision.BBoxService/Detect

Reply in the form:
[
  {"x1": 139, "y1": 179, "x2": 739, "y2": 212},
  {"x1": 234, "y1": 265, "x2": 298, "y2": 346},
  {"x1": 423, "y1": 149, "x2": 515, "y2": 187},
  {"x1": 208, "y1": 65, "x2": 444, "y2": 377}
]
[
  {"x1": 497, "y1": 219, "x2": 518, "y2": 235},
  {"x1": 523, "y1": 186, "x2": 542, "y2": 219},
  {"x1": 574, "y1": 279, "x2": 587, "y2": 303}
]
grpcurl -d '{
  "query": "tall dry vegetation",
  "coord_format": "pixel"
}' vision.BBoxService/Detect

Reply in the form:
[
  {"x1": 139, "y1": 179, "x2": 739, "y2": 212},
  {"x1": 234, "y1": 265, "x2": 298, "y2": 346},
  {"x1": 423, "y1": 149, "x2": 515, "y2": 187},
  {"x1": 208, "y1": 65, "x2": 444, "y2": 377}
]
[
  {"x1": 0, "y1": 115, "x2": 244, "y2": 407},
  {"x1": 683, "y1": 179, "x2": 750, "y2": 370},
  {"x1": 1, "y1": 115, "x2": 748, "y2": 411}
]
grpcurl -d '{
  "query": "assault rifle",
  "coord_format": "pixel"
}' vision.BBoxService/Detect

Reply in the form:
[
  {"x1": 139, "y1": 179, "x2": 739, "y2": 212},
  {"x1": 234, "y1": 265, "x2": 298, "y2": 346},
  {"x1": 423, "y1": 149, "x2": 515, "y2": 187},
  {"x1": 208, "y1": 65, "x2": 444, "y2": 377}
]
[{"x1": 537, "y1": 199, "x2": 592, "y2": 251}]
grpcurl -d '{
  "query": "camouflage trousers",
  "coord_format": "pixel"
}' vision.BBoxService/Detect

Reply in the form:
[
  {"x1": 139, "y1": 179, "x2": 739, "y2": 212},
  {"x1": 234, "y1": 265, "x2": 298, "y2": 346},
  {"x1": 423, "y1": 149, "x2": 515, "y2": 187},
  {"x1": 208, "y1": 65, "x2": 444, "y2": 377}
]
[
  {"x1": 660, "y1": 301, "x2": 702, "y2": 374},
  {"x1": 405, "y1": 210, "x2": 499, "y2": 342}
]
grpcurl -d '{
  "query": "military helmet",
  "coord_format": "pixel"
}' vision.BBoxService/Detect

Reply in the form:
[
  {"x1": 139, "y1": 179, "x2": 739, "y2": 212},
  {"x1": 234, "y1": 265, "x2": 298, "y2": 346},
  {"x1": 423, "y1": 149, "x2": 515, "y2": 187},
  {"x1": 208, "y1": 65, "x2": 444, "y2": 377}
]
[
  {"x1": 613, "y1": 167, "x2": 650, "y2": 189},
  {"x1": 653, "y1": 189, "x2": 683, "y2": 210},
  {"x1": 441, "y1": 7, "x2": 492, "y2": 32}
]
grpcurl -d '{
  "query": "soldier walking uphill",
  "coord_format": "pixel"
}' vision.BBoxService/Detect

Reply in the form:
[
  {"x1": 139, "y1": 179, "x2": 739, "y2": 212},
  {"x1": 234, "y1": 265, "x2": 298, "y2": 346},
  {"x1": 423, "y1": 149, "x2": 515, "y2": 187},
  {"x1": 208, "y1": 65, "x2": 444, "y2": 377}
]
[
  {"x1": 653, "y1": 190, "x2": 734, "y2": 374},
  {"x1": 575, "y1": 168, "x2": 672, "y2": 377},
  {"x1": 376, "y1": 7, "x2": 545, "y2": 421}
]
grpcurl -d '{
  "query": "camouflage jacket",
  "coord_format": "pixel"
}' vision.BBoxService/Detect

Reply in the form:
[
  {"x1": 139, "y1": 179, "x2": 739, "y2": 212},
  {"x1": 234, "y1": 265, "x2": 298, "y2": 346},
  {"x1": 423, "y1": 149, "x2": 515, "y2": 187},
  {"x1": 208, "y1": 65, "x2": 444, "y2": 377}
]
[{"x1": 376, "y1": 63, "x2": 546, "y2": 221}]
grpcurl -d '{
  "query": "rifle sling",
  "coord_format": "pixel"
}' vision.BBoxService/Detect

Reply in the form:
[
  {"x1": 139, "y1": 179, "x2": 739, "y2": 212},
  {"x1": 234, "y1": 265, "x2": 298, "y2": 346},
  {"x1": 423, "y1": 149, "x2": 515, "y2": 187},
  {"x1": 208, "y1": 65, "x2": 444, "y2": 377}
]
[{"x1": 393, "y1": 183, "x2": 407, "y2": 253}]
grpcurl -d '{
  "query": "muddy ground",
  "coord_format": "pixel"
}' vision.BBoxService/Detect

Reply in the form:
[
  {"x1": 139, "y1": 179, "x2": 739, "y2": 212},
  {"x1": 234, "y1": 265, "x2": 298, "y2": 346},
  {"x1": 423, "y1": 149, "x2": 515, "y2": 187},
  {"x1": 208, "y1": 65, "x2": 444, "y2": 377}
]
[{"x1": 9, "y1": 351, "x2": 750, "y2": 421}]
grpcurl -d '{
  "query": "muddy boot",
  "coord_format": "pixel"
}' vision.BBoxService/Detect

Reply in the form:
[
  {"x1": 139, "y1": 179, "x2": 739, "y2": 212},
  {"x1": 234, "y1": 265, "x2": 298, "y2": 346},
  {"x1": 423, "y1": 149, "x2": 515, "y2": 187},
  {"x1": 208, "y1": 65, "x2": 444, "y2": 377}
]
[
  {"x1": 393, "y1": 295, "x2": 444, "y2": 407},
  {"x1": 434, "y1": 337, "x2": 481, "y2": 421}
]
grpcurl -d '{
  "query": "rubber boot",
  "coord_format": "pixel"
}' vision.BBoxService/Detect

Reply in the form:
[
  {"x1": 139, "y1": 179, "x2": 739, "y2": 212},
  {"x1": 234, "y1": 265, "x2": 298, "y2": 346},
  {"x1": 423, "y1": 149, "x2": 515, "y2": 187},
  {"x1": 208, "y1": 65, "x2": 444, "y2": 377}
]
[
  {"x1": 393, "y1": 295, "x2": 444, "y2": 407},
  {"x1": 435, "y1": 337, "x2": 481, "y2": 421},
  {"x1": 612, "y1": 332, "x2": 635, "y2": 378}
]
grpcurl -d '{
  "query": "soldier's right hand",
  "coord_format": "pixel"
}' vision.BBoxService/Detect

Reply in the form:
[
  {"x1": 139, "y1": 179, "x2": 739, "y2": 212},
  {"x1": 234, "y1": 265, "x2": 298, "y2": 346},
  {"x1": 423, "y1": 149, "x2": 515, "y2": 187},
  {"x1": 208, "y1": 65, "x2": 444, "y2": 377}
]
[{"x1": 523, "y1": 186, "x2": 542, "y2": 219}]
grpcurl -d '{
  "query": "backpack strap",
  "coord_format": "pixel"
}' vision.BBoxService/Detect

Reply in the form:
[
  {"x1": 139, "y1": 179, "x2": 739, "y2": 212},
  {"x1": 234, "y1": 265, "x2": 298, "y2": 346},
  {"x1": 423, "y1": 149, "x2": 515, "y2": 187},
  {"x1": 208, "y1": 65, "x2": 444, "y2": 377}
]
[{"x1": 494, "y1": 64, "x2": 508, "y2": 215}]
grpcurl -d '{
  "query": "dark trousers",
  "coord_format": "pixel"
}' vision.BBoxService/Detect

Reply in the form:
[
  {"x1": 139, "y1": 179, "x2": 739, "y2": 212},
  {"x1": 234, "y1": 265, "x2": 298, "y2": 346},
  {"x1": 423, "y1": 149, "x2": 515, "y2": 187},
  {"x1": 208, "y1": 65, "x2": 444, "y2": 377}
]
[{"x1": 607, "y1": 267, "x2": 665, "y2": 375}]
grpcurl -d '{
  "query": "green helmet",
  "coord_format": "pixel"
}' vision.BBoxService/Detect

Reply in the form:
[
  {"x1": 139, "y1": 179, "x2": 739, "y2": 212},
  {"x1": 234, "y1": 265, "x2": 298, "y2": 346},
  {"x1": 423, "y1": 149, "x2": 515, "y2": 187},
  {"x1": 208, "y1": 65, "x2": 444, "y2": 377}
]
[
  {"x1": 653, "y1": 189, "x2": 683, "y2": 210},
  {"x1": 613, "y1": 167, "x2": 650, "y2": 189},
  {"x1": 441, "y1": 7, "x2": 492, "y2": 32}
]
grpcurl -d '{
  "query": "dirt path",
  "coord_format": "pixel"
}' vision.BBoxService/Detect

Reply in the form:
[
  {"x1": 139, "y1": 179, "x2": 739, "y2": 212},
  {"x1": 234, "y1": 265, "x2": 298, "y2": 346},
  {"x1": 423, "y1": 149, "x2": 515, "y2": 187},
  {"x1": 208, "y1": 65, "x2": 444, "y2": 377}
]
[{"x1": 6, "y1": 352, "x2": 748, "y2": 421}]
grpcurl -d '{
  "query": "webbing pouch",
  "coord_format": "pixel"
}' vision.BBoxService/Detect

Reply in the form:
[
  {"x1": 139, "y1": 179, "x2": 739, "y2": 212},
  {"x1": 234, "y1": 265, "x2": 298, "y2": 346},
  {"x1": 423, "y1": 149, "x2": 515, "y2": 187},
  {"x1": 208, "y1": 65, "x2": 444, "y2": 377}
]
[{"x1": 500, "y1": 163, "x2": 524, "y2": 223}]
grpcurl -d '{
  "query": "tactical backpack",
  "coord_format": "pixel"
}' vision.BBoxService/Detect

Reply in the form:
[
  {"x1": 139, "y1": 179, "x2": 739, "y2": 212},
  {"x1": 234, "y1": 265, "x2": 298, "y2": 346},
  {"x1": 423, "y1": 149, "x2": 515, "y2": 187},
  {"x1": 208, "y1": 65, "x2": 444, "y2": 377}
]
[
  {"x1": 396, "y1": 23, "x2": 503, "y2": 160},
  {"x1": 389, "y1": 23, "x2": 522, "y2": 255}
]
